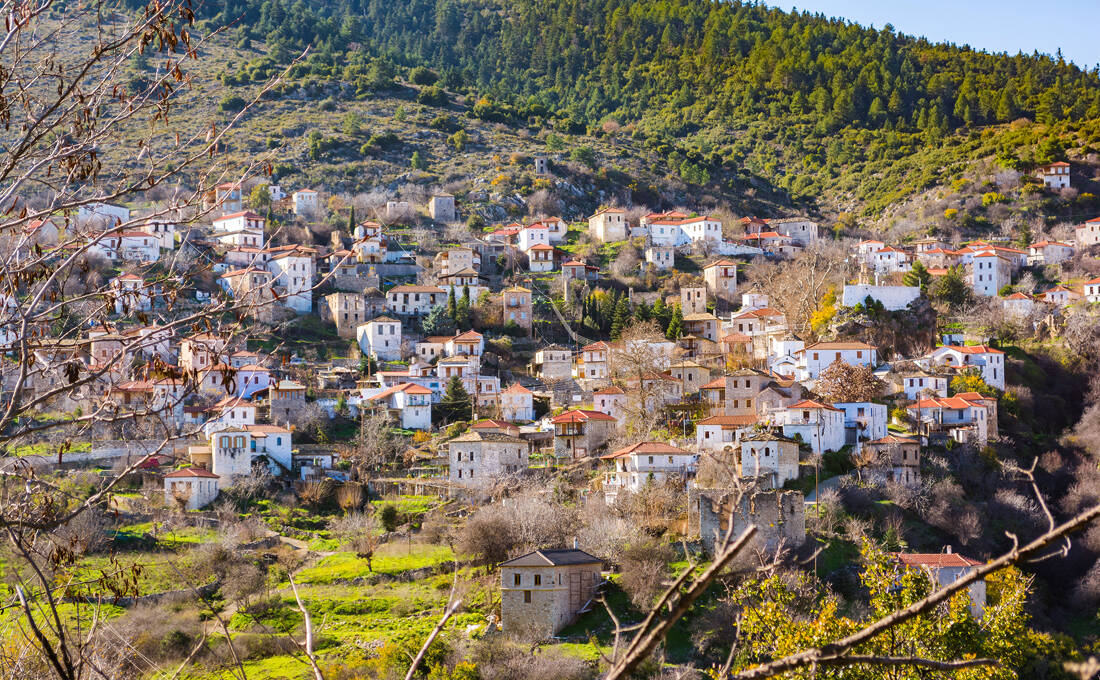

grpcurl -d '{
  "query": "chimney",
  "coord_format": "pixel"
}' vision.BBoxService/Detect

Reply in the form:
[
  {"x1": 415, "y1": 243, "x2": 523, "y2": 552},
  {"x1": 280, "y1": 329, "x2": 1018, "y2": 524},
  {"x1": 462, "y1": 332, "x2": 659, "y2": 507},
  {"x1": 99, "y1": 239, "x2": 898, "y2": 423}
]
[
  {"x1": 573, "y1": 537, "x2": 578, "y2": 550},
  {"x1": 945, "y1": 545, "x2": 952, "y2": 554}
]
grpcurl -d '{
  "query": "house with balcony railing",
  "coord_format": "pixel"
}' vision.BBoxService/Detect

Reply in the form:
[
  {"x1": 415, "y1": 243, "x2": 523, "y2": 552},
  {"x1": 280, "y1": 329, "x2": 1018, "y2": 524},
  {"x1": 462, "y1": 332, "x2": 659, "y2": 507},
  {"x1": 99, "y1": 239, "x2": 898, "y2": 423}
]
[
  {"x1": 600, "y1": 441, "x2": 697, "y2": 504},
  {"x1": 551, "y1": 409, "x2": 618, "y2": 460}
]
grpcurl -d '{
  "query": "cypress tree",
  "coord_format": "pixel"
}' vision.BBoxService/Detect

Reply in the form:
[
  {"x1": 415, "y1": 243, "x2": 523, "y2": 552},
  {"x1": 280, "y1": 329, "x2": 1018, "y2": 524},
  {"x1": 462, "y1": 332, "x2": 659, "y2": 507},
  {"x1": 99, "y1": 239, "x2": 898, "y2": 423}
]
[
  {"x1": 666, "y1": 303, "x2": 683, "y2": 340},
  {"x1": 610, "y1": 296, "x2": 631, "y2": 340}
]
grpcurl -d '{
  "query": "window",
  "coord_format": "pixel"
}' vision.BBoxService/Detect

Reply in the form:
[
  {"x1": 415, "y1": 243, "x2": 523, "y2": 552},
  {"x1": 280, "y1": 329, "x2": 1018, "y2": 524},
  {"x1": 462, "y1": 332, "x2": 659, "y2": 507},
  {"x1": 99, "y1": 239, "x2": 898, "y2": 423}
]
[
  {"x1": 524, "y1": 591, "x2": 531, "y2": 603},
  {"x1": 648, "y1": 456, "x2": 654, "y2": 464},
  {"x1": 534, "y1": 574, "x2": 541, "y2": 586},
  {"x1": 514, "y1": 573, "x2": 521, "y2": 586}
]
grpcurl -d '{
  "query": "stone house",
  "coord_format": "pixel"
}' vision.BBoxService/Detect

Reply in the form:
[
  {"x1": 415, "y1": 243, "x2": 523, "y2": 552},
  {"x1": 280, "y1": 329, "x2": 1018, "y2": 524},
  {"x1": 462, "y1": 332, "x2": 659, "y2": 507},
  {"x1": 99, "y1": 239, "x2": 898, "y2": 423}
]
[
  {"x1": 164, "y1": 467, "x2": 220, "y2": 510},
  {"x1": 526, "y1": 243, "x2": 556, "y2": 272},
  {"x1": 385, "y1": 284, "x2": 445, "y2": 317},
  {"x1": 588, "y1": 208, "x2": 627, "y2": 242},
  {"x1": 703, "y1": 259, "x2": 738, "y2": 306},
  {"x1": 681, "y1": 286, "x2": 707, "y2": 315},
  {"x1": 551, "y1": 409, "x2": 617, "y2": 459},
  {"x1": 428, "y1": 194, "x2": 455, "y2": 222},
  {"x1": 533, "y1": 345, "x2": 572, "y2": 380},
  {"x1": 723, "y1": 368, "x2": 769, "y2": 417},
  {"x1": 767, "y1": 217, "x2": 819, "y2": 246},
  {"x1": 500, "y1": 549, "x2": 603, "y2": 639},
  {"x1": 448, "y1": 430, "x2": 529, "y2": 488},
  {"x1": 739, "y1": 431, "x2": 800, "y2": 487},
  {"x1": 1077, "y1": 217, "x2": 1100, "y2": 248},
  {"x1": 683, "y1": 312, "x2": 719, "y2": 342},
  {"x1": 695, "y1": 489, "x2": 805, "y2": 555},
  {"x1": 862, "y1": 434, "x2": 920, "y2": 486},
  {"x1": 501, "y1": 285, "x2": 532, "y2": 332},
  {"x1": 561, "y1": 260, "x2": 599, "y2": 282},
  {"x1": 320, "y1": 292, "x2": 368, "y2": 338},
  {"x1": 217, "y1": 267, "x2": 277, "y2": 321},
  {"x1": 292, "y1": 189, "x2": 318, "y2": 216},
  {"x1": 645, "y1": 244, "x2": 674, "y2": 270},
  {"x1": 575, "y1": 341, "x2": 611, "y2": 381},
  {"x1": 593, "y1": 385, "x2": 627, "y2": 421},
  {"x1": 667, "y1": 360, "x2": 711, "y2": 396}
]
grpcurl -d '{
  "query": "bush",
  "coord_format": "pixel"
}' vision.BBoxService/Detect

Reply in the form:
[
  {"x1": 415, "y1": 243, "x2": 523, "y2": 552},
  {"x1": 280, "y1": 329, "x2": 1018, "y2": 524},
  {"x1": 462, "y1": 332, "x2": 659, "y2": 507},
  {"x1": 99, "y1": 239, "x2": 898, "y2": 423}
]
[
  {"x1": 416, "y1": 85, "x2": 447, "y2": 107},
  {"x1": 408, "y1": 66, "x2": 438, "y2": 86},
  {"x1": 379, "y1": 504, "x2": 399, "y2": 532},
  {"x1": 218, "y1": 95, "x2": 246, "y2": 112},
  {"x1": 619, "y1": 540, "x2": 675, "y2": 609},
  {"x1": 569, "y1": 145, "x2": 597, "y2": 169}
]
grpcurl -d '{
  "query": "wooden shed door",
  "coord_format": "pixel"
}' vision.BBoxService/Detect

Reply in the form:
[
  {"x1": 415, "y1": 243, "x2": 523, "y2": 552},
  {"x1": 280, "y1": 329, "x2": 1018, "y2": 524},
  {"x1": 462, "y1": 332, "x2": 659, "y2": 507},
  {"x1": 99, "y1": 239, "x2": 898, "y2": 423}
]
[{"x1": 569, "y1": 571, "x2": 582, "y2": 611}]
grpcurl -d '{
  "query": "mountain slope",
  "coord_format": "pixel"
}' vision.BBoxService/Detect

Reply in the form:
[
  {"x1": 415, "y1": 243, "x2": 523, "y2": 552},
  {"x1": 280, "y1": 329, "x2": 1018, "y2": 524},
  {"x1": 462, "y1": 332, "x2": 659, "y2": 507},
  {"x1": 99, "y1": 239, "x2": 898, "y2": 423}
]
[{"x1": 192, "y1": 0, "x2": 1100, "y2": 215}]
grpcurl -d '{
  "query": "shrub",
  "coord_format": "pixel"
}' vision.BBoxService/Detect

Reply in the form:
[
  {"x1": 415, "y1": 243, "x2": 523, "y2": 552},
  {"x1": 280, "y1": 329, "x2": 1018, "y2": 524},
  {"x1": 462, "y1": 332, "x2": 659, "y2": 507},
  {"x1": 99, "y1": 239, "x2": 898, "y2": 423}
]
[
  {"x1": 218, "y1": 95, "x2": 246, "y2": 112},
  {"x1": 409, "y1": 66, "x2": 438, "y2": 86},
  {"x1": 416, "y1": 85, "x2": 448, "y2": 106},
  {"x1": 379, "y1": 503, "x2": 399, "y2": 532}
]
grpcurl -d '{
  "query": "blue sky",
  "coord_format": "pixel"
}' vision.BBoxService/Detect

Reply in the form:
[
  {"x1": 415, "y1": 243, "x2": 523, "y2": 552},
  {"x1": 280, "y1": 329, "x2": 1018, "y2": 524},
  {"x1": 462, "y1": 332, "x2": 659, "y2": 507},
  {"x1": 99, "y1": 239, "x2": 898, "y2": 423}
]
[{"x1": 771, "y1": 1, "x2": 1100, "y2": 68}]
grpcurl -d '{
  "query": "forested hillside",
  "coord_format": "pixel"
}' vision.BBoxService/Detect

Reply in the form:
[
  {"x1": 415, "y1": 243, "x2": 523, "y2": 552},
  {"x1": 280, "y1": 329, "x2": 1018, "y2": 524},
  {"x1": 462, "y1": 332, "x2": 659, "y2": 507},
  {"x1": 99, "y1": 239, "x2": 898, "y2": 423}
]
[{"x1": 196, "y1": 0, "x2": 1100, "y2": 212}]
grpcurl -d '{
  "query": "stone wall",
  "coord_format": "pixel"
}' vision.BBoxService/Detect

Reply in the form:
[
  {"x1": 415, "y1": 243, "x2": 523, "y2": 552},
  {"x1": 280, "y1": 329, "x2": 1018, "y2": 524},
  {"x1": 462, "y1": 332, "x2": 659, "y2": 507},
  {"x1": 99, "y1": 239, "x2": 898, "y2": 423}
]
[{"x1": 695, "y1": 488, "x2": 805, "y2": 555}]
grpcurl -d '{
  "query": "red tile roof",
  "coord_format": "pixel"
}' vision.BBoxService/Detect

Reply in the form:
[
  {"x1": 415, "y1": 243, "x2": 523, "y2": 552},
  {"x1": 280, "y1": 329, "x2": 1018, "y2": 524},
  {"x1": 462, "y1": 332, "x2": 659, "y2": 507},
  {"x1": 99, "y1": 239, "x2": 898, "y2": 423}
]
[
  {"x1": 165, "y1": 467, "x2": 219, "y2": 479},
  {"x1": 938, "y1": 344, "x2": 1004, "y2": 355},
  {"x1": 697, "y1": 415, "x2": 758, "y2": 426},
  {"x1": 893, "y1": 553, "x2": 982, "y2": 568},
  {"x1": 594, "y1": 385, "x2": 625, "y2": 395},
  {"x1": 600, "y1": 441, "x2": 693, "y2": 459},
  {"x1": 789, "y1": 399, "x2": 842, "y2": 411},
  {"x1": 213, "y1": 210, "x2": 264, "y2": 222},
  {"x1": 551, "y1": 409, "x2": 617, "y2": 424}
]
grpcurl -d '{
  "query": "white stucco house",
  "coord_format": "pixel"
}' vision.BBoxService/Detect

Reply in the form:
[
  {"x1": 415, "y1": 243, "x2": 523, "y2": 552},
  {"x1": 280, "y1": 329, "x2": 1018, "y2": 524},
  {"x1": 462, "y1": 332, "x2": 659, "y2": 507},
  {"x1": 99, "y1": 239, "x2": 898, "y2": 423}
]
[
  {"x1": 926, "y1": 345, "x2": 1005, "y2": 391},
  {"x1": 600, "y1": 441, "x2": 697, "y2": 504},
  {"x1": 356, "y1": 316, "x2": 403, "y2": 361},
  {"x1": 778, "y1": 400, "x2": 846, "y2": 455},
  {"x1": 795, "y1": 341, "x2": 877, "y2": 382}
]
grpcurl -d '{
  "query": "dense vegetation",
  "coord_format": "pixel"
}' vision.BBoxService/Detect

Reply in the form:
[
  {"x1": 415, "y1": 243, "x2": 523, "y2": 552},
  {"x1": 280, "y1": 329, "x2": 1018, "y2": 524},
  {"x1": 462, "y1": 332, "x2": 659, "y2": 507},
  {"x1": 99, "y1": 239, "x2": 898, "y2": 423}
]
[{"x1": 196, "y1": 0, "x2": 1100, "y2": 211}]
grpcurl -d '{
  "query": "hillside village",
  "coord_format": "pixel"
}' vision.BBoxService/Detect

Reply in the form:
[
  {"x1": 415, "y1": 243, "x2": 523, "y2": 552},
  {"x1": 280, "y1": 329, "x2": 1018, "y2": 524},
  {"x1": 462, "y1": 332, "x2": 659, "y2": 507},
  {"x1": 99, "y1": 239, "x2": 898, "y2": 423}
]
[{"x1": 7, "y1": 139, "x2": 1100, "y2": 677}]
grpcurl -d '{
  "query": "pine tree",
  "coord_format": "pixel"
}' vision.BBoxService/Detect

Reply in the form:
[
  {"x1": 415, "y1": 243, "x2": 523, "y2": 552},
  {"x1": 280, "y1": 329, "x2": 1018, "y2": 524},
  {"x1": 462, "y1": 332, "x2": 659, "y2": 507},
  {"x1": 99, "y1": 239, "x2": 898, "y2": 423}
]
[
  {"x1": 438, "y1": 376, "x2": 472, "y2": 423},
  {"x1": 634, "y1": 299, "x2": 651, "y2": 322},
  {"x1": 422, "y1": 303, "x2": 455, "y2": 336},
  {"x1": 931, "y1": 265, "x2": 969, "y2": 308},
  {"x1": 665, "y1": 303, "x2": 683, "y2": 340},
  {"x1": 902, "y1": 260, "x2": 932, "y2": 291}
]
